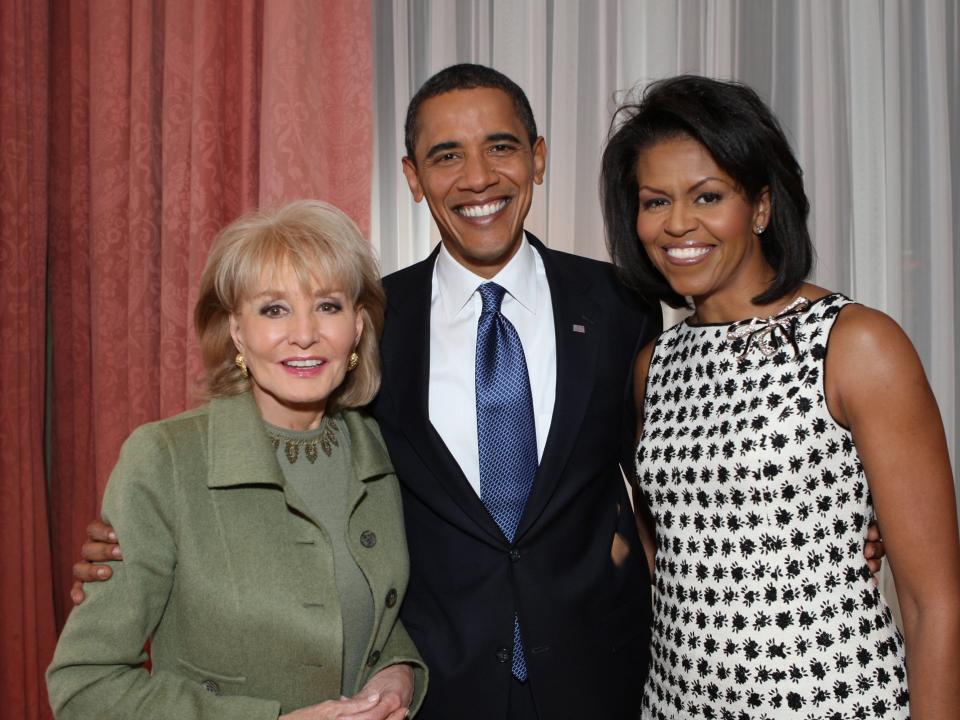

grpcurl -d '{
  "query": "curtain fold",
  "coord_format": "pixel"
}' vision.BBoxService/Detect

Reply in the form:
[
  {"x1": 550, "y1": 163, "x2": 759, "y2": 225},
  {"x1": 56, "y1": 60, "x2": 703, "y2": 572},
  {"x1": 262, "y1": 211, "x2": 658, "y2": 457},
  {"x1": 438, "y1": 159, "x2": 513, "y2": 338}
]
[
  {"x1": 260, "y1": 0, "x2": 374, "y2": 230},
  {"x1": 0, "y1": 1, "x2": 56, "y2": 718}
]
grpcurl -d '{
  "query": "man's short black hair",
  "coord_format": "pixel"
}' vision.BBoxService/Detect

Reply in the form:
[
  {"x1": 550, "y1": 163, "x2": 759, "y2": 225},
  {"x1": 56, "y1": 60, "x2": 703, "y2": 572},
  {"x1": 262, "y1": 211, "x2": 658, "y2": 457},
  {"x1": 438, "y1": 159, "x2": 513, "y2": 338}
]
[
  {"x1": 601, "y1": 75, "x2": 813, "y2": 308},
  {"x1": 404, "y1": 63, "x2": 539, "y2": 160}
]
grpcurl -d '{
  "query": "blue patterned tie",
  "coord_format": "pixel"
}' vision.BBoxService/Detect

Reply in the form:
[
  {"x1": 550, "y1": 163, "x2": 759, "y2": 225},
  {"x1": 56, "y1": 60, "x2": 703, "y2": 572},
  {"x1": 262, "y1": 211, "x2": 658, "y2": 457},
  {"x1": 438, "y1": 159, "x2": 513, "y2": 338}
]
[{"x1": 475, "y1": 282, "x2": 537, "y2": 681}]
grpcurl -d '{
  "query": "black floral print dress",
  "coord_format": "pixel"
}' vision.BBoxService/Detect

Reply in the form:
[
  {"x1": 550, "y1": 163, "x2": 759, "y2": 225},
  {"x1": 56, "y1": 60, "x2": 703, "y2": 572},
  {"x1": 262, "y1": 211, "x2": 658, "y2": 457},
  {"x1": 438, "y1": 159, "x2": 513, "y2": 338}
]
[{"x1": 636, "y1": 294, "x2": 909, "y2": 719}]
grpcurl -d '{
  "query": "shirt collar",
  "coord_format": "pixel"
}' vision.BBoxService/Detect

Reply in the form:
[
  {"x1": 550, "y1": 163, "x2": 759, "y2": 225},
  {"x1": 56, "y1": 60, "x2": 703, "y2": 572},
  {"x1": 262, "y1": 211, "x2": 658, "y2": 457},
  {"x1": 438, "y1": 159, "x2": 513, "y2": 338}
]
[{"x1": 435, "y1": 233, "x2": 539, "y2": 320}]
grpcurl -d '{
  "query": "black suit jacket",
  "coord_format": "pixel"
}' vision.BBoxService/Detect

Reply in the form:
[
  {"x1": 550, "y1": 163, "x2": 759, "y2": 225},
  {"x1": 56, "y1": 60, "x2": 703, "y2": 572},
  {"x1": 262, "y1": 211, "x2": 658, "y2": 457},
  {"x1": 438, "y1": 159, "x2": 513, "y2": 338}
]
[{"x1": 372, "y1": 235, "x2": 660, "y2": 719}]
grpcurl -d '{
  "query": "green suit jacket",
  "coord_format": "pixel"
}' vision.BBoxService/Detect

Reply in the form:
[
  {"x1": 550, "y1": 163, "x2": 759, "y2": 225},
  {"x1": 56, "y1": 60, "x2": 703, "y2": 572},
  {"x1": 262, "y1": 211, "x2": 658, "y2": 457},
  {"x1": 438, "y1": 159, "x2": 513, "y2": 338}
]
[{"x1": 47, "y1": 392, "x2": 427, "y2": 719}]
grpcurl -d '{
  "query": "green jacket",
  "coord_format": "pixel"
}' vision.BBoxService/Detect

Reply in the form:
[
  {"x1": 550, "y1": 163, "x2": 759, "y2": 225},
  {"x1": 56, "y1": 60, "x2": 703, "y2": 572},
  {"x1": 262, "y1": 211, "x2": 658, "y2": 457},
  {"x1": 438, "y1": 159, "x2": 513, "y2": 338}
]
[{"x1": 47, "y1": 392, "x2": 427, "y2": 719}]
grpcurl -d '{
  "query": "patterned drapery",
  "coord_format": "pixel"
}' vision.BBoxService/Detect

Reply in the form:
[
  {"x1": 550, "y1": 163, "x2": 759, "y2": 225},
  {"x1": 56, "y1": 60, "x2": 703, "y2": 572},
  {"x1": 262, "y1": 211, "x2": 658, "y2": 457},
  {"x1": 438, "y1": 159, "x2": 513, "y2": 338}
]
[
  {"x1": 1, "y1": 2, "x2": 373, "y2": 717},
  {"x1": 0, "y1": 1, "x2": 56, "y2": 718}
]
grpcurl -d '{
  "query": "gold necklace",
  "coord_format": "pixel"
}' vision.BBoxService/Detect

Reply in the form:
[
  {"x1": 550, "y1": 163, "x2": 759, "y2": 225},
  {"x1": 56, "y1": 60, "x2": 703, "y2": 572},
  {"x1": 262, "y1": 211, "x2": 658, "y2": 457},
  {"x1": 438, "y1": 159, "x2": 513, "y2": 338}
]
[{"x1": 267, "y1": 417, "x2": 340, "y2": 464}]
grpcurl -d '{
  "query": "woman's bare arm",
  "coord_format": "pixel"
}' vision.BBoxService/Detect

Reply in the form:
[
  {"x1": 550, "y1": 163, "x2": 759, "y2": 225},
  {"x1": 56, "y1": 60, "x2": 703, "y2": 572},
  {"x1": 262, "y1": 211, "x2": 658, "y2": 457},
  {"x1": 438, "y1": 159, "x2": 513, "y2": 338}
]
[{"x1": 827, "y1": 304, "x2": 960, "y2": 719}]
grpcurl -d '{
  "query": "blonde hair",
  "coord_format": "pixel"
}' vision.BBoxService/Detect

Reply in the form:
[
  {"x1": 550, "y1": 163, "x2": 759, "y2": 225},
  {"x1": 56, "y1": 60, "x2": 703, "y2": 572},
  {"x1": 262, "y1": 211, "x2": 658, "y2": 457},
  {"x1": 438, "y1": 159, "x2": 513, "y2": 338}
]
[{"x1": 195, "y1": 200, "x2": 386, "y2": 411}]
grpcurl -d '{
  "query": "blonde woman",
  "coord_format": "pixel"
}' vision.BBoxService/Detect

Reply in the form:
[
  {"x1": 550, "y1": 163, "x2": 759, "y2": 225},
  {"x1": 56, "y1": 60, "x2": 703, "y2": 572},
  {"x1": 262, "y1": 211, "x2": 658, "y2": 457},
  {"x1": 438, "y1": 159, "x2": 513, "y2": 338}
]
[{"x1": 48, "y1": 201, "x2": 426, "y2": 720}]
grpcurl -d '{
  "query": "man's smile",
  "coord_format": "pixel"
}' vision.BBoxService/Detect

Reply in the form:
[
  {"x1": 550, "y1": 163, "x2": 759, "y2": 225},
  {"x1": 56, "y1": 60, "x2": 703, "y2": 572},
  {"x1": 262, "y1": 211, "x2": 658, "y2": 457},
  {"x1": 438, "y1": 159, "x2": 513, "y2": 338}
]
[{"x1": 454, "y1": 198, "x2": 510, "y2": 219}]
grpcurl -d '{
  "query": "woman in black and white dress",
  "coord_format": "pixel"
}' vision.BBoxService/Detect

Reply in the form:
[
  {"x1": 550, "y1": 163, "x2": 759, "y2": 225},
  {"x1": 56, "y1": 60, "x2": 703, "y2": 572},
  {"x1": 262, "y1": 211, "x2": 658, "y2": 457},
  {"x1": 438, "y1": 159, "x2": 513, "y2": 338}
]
[{"x1": 601, "y1": 75, "x2": 960, "y2": 719}]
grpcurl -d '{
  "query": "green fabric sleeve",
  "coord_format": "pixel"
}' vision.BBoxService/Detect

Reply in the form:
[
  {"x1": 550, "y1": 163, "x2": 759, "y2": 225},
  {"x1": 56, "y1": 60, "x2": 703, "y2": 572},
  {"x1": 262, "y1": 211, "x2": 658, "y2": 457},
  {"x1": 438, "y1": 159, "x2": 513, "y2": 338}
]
[{"x1": 46, "y1": 425, "x2": 281, "y2": 720}]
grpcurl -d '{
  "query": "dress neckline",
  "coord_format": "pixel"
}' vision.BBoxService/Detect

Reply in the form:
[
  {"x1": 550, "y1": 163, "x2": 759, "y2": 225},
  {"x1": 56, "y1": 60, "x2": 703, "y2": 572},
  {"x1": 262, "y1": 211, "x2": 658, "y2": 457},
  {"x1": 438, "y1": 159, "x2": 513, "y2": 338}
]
[{"x1": 683, "y1": 292, "x2": 843, "y2": 328}]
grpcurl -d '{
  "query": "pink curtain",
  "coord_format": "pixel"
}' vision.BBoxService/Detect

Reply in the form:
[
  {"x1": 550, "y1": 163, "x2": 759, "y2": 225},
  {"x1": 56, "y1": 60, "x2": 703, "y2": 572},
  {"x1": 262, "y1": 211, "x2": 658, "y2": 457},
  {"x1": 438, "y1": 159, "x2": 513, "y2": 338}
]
[
  {"x1": 2, "y1": 2, "x2": 373, "y2": 717},
  {"x1": 1, "y1": 3, "x2": 57, "y2": 719}
]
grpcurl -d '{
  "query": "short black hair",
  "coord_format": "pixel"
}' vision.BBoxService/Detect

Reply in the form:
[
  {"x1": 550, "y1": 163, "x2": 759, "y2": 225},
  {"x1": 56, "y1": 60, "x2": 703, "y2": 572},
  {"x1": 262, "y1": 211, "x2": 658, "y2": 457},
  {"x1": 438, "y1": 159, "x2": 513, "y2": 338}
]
[
  {"x1": 601, "y1": 75, "x2": 812, "y2": 308},
  {"x1": 404, "y1": 63, "x2": 539, "y2": 160}
]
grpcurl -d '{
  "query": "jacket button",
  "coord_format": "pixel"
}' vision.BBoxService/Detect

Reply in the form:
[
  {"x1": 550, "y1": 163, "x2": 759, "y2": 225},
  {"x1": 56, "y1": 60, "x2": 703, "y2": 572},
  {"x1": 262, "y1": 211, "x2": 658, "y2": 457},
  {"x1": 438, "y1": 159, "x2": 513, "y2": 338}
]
[
  {"x1": 385, "y1": 588, "x2": 398, "y2": 608},
  {"x1": 509, "y1": 548, "x2": 521, "y2": 562},
  {"x1": 367, "y1": 649, "x2": 381, "y2": 667},
  {"x1": 201, "y1": 679, "x2": 221, "y2": 695},
  {"x1": 360, "y1": 530, "x2": 377, "y2": 548},
  {"x1": 495, "y1": 646, "x2": 510, "y2": 663}
]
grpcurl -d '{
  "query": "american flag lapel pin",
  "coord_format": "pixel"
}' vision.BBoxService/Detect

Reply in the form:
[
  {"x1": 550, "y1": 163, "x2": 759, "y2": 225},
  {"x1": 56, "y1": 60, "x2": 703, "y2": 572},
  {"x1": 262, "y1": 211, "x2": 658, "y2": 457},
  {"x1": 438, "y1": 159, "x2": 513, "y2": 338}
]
[{"x1": 572, "y1": 323, "x2": 586, "y2": 334}]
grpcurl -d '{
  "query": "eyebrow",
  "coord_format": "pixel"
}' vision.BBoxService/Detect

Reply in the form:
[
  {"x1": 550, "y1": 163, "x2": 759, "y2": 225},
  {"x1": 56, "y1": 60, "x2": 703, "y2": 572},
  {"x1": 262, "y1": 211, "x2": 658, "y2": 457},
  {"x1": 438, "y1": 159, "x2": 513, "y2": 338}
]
[
  {"x1": 249, "y1": 288, "x2": 344, "y2": 301},
  {"x1": 249, "y1": 288, "x2": 285, "y2": 299},
  {"x1": 638, "y1": 176, "x2": 726, "y2": 194},
  {"x1": 486, "y1": 132, "x2": 522, "y2": 144},
  {"x1": 424, "y1": 140, "x2": 461, "y2": 160}
]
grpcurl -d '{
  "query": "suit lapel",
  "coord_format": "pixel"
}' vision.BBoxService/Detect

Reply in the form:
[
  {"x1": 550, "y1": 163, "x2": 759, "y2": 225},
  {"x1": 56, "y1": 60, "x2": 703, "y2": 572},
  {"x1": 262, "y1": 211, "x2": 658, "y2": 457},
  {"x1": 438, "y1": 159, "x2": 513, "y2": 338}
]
[
  {"x1": 516, "y1": 236, "x2": 600, "y2": 540},
  {"x1": 381, "y1": 250, "x2": 505, "y2": 544}
]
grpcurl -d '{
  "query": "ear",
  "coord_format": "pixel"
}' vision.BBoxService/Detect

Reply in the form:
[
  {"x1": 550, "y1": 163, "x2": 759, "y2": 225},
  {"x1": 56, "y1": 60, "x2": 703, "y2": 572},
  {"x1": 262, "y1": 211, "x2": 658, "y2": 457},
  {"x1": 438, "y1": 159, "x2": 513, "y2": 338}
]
[
  {"x1": 753, "y1": 188, "x2": 771, "y2": 232},
  {"x1": 229, "y1": 314, "x2": 244, "y2": 353},
  {"x1": 353, "y1": 305, "x2": 364, "y2": 348},
  {"x1": 532, "y1": 137, "x2": 547, "y2": 185},
  {"x1": 401, "y1": 157, "x2": 425, "y2": 202}
]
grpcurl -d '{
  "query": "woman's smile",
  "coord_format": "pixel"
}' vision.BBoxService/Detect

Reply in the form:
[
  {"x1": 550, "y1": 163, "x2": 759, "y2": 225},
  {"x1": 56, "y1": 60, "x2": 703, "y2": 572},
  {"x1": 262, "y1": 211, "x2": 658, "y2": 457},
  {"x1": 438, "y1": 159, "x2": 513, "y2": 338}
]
[
  {"x1": 662, "y1": 243, "x2": 715, "y2": 264},
  {"x1": 280, "y1": 356, "x2": 329, "y2": 376}
]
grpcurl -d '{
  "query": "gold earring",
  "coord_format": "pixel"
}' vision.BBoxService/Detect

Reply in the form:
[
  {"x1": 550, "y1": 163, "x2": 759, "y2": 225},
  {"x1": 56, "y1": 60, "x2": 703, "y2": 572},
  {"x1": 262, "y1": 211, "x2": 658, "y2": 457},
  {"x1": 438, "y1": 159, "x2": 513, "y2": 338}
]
[
  {"x1": 347, "y1": 352, "x2": 360, "y2": 371},
  {"x1": 235, "y1": 353, "x2": 248, "y2": 378}
]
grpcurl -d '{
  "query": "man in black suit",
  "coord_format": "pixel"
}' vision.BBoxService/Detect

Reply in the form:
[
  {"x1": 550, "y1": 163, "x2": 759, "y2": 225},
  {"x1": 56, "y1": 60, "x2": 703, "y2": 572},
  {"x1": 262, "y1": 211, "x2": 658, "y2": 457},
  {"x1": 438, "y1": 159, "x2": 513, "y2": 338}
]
[{"x1": 375, "y1": 64, "x2": 659, "y2": 719}]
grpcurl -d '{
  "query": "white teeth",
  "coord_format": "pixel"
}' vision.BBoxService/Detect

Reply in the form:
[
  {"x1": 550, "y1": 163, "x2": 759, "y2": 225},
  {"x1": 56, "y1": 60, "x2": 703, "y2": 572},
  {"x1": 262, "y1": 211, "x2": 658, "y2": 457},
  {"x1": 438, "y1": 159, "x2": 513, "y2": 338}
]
[
  {"x1": 457, "y1": 199, "x2": 508, "y2": 218},
  {"x1": 666, "y1": 246, "x2": 711, "y2": 259},
  {"x1": 286, "y1": 359, "x2": 324, "y2": 368}
]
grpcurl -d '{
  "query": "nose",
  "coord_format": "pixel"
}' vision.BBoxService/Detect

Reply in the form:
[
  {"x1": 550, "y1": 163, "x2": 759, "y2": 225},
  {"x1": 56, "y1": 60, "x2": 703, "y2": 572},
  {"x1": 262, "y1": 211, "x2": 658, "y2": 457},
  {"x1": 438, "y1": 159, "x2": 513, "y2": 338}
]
[
  {"x1": 664, "y1": 202, "x2": 697, "y2": 237},
  {"x1": 459, "y1": 151, "x2": 497, "y2": 192},
  {"x1": 288, "y1": 312, "x2": 319, "y2": 348}
]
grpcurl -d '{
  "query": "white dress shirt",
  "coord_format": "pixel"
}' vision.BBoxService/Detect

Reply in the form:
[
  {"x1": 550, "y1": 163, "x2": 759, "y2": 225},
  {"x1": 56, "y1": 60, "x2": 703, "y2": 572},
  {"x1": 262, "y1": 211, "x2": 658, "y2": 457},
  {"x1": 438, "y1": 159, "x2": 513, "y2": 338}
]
[{"x1": 428, "y1": 235, "x2": 557, "y2": 496}]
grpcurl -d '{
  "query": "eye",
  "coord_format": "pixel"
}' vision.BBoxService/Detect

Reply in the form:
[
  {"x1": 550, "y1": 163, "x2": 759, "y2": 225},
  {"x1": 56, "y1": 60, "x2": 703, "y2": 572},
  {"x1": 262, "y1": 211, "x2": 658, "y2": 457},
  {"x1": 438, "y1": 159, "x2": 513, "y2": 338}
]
[
  {"x1": 489, "y1": 143, "x2": 515, "y2": 155},
  {"x1": 641, "y1": 197, "x2": 669, "y2": 211},
  {"x1": 695, "y1": 191, "x2": 722, "y2": 204},
  {"x1": 432, "y1": 151, "x2": 461, "y2": 165},
  {"x1": 317, "y1": 300, "x2": 343, "y2": 314},
  {"x1": 259, "y1": 303, "x2": 287, "y2": 318}
]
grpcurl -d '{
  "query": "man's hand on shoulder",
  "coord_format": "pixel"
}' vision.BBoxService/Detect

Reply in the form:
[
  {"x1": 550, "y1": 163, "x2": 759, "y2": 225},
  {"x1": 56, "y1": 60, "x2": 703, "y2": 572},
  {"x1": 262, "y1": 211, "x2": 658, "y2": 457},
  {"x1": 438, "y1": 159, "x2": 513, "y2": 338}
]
[{"x1": 70, "y1": 519, "x2": 121, "y2": 604}]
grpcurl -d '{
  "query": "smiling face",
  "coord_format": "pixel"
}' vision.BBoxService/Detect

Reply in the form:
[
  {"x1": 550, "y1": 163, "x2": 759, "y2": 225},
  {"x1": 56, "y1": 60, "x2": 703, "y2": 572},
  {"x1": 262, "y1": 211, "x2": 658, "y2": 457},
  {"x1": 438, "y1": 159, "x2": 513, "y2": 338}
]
[
  {"x1": 402, "y1": 87, "x2": 546, "y2": 278},
  {"x1": 635, "y1": 135, "x2": 771, "y2": 313},
  {"x1": 229, "y1": 267, "x2": 364, "y2": 430}
]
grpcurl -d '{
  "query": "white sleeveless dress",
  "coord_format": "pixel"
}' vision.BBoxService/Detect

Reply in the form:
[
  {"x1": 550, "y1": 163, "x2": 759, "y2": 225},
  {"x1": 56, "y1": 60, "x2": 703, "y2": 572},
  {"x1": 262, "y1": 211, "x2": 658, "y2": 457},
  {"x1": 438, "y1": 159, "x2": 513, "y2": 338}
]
[{"x1": 636, "y1": 293, "x2": 909, "y2": 719}]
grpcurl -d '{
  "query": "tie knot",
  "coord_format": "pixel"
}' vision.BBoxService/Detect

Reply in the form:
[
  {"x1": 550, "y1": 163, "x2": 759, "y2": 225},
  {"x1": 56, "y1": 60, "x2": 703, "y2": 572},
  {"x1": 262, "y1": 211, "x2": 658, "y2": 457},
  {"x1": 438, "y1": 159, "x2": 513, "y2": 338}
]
[{"x1": 478, "y1": 282, "x2": 507, "y2": 314}]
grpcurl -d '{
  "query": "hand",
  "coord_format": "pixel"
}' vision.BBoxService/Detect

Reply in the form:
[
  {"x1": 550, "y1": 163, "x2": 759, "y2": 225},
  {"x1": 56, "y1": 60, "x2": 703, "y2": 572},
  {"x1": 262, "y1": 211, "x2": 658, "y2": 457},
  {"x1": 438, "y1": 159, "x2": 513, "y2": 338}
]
[
  {"x1": 863, "y1": 520, "x2": 885, "y2": 580},
  {"x1": 279, "y1": 695, "x2": 381, "y2": 720},
  {"x1": 339, "y1": 664, "x2": 414, "y2": 720},
  {"x1": 70, "y1": 520, "x2": 122, "y2": 605}
]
